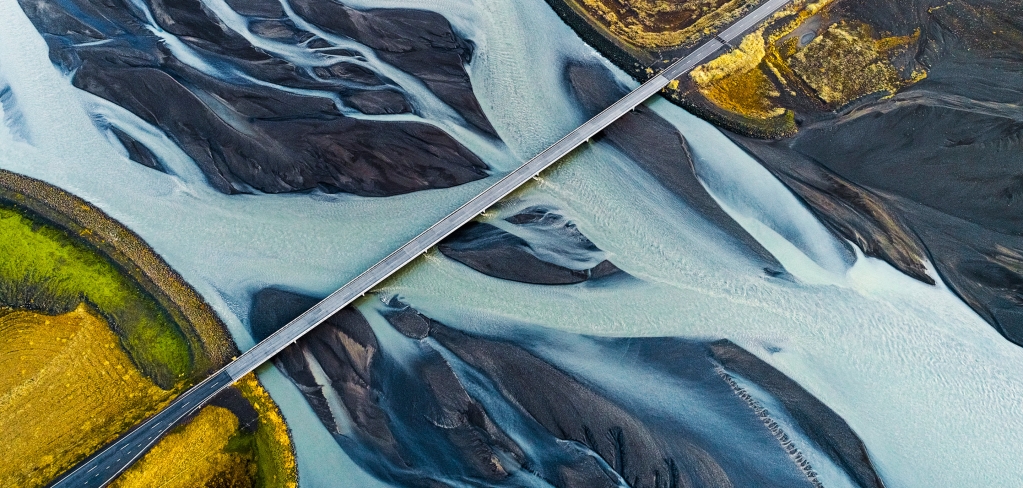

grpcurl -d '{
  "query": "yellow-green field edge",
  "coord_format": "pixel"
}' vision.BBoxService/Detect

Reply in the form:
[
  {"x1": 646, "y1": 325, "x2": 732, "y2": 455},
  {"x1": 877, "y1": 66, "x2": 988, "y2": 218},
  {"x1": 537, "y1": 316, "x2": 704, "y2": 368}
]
[
  {"x1": 0, "y1": 169, "x2": 296, "y2": 486},
  {"x1": 0, "y1": 169, "x2": 236, "y2": 382}
]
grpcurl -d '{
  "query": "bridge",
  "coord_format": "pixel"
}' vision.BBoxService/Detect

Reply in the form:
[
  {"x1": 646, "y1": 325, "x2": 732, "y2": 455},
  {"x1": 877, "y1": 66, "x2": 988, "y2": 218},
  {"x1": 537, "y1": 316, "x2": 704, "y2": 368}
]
[{"x1": 49, "y1": 0, "x2": 790, "y2": 485}]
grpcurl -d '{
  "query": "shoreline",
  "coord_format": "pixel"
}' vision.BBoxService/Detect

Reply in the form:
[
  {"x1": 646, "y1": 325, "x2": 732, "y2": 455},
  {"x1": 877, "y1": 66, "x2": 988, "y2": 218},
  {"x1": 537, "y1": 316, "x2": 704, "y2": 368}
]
[
  {"x1": 542, "y1": 0, "x2": 795, "y2": 139},
  {"x1": 0, "y1": 169, "x2": 236, "y2": 376}
]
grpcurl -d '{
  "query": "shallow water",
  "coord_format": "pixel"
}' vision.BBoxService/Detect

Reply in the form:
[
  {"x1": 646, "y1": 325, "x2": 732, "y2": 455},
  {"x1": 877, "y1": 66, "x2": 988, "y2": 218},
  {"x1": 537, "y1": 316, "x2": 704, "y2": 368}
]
[{"x1": 1, "y1": 0, "x2": 1022, "y2": 485}]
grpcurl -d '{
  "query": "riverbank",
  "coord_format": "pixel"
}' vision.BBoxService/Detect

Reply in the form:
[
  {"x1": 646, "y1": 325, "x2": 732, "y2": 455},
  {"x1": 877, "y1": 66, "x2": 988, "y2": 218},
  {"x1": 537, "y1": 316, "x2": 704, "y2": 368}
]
[
  {"x1": 0, "y1": 170, "x2": 294, "y2": 487},
  {"x1": 0, "y1": 169, "x2": 235, "y2": 376}
]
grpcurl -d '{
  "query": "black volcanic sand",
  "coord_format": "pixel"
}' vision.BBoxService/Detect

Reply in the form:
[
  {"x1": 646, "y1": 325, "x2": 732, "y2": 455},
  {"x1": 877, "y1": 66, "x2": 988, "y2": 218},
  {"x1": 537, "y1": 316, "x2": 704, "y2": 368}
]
[
  {"x1": 725, "y1": 0, "x2": 1023, "y2": 344},
  {"x1": 254, "y1": 291, "x2": 886, "y2": 487},
  {"x1": 438, "y1": 206, "x2": 625, "y2": 285},
  {"x1": 249, "y1": 287, "x2": 322, "y2": 342},
  {"x1": 554, "y1": 0, "x2": 1023, "y2": 345},
  {"x1": 208, "y1": 385, "x2": 261, "y2": 434},
  {"x1": 565, "y1": 62, "x2": 791, "y2": 278},
  {"x1": 19, "y1": 0, "x2": 494, "y2": 195}
]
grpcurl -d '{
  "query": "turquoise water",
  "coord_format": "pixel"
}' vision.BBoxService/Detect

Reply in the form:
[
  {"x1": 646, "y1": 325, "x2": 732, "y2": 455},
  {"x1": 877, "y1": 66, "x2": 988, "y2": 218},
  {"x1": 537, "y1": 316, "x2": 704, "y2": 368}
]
[{"x1": 1, "y1": 0, "x2": 1022, "y2": 485}]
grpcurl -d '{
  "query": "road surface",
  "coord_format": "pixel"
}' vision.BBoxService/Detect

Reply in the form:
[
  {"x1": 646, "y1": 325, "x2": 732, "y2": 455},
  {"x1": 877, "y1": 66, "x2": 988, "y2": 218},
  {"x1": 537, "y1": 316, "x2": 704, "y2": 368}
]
[{"x1": 48, "y1": 0, "x2": 791, "y2": 485}]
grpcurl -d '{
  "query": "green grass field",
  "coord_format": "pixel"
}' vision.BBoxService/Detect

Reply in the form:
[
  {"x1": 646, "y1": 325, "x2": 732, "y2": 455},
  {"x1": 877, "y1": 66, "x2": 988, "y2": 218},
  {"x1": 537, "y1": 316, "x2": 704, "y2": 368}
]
[{"x1": 0, "y1": 204, "x2": 191, "y2": 385}]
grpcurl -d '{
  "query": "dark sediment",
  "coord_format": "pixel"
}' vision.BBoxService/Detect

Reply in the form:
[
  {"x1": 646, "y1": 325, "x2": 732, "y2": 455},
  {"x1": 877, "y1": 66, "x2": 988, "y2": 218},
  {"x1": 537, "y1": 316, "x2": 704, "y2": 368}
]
[
  {"x1": 709, "y1": 341, "x2": 886, "y2": 488},
  {"x1": 438, "y1": 206, "x2": 625, "y2": 285},
  {"x1": 287, "y1": 0, "x2": 497, "y2": 137},
  {"x1": 269, "y1": 298, "x2": 524, "y2": 485},
  {"x1": 564, "y1": 61, "x2": 787, "y2": 276},
  {"x1": 109, "y1": 127, "x2": 164, "y2": 172},
  {"x1": 249, "y1": 287, "x2": 320, "y2": 343},
  {"x1": 19, "y1": 0, "x2": 495, "y2": 196},
  {"x1": 729, "y1": 136, "x2": 934, "y2": 284},
  {"x1": 889, "y1": 195, "x2": 1023, "y2": 345},
  {"x1": 208, "y1": 385, "x2": 260, "y2": 433},
  {"x1": 256, "y1": 290, "x2": 886, "y2": 487}
]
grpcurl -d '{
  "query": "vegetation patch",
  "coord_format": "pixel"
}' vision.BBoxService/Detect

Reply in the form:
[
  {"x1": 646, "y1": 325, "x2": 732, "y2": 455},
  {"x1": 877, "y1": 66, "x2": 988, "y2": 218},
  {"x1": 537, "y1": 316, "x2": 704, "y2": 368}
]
[
  {"x1": 789, "y1": 21, "x2": 924, "y2": 106},
  {"x1": 0, "y1": 171, "x2": 281, "y2": 487},
  {"x1": 0, "y1": 204, "x2": 191, "y2": 384},
  {"x1": 550, "y1": 0, "x2": 930, "y2": 139},
  {"x1": 572, "y1": 0, "x2": 761, "y2": 49},
  {"x1": 112, "y1": 374, "x2": 298, "y2": 488},
  {"x1": 236, "y1": 374, "x2": 299, "y2": 488},
  {"x1": 0, "y1": 306, "x2": 174, "y2": 487},
  {"x1": 0, "y1": 170, "x2": 235, "y2": 376},
  {"x1": 691, "y1": 28, "x2": 788, "y2": 120},
  {"x1": 673, "y1": 0, "x2": 927, "y2": 136},
  {"x1": 109, "y1": 405, "x2": 252, "y2": 488}
]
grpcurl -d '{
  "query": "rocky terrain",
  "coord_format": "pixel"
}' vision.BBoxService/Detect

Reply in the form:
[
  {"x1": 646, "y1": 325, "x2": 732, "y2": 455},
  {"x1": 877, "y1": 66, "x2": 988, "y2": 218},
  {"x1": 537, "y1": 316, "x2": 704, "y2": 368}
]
[
  {"x1": 18, "y1": 0, "x2": 495, "y2": 195},
  {"x1": 553, "y1": 0, "x2": 1023, "y2": 346},
  {"x1": 252, "y1": 290, "x2": 886, "y2": 488}
]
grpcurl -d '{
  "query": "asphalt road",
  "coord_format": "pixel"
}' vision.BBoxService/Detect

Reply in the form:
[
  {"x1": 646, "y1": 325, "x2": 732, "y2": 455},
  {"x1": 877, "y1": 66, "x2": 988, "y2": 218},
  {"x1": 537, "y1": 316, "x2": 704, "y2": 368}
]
[
  {"x1": 47, "y1": 0, "x2": 791, "y2": 485},
  {"x1": 47, "y1": 372, "x2": 234, "y2": 488}
]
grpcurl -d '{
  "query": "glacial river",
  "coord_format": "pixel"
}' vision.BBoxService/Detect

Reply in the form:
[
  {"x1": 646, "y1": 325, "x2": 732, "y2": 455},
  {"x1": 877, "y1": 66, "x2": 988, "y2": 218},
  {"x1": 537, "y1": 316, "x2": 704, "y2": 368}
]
[{"x1": 1, "y1": 0, "x2": 1022, "y2": 485}]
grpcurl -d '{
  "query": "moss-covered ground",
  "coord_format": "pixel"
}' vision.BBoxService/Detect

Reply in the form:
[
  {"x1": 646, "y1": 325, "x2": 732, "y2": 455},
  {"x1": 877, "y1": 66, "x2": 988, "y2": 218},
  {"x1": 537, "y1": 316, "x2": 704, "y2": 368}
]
[
  {"x1": 111, "y1": 374, "x2": 298, "y2": 488},
  {"x1": 0, "y1": 306, "x2": 174, "y2": 486},
  {"x1": 0, "y1": 171, "x2": 294, "y2": 487},
  {"x1": 0, "y1": 205, "x2": 192, "y2": 384},
  {"x1": 548, "y1": 0, "x2": 929, "y2": 138}
]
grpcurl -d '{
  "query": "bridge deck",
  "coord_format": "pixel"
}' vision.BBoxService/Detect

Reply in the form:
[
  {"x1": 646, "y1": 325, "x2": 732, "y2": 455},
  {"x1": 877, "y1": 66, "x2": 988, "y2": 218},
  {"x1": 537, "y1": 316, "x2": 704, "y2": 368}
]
[{"x1": 49, "y1": 0, "x2": 791, "y2": 485}]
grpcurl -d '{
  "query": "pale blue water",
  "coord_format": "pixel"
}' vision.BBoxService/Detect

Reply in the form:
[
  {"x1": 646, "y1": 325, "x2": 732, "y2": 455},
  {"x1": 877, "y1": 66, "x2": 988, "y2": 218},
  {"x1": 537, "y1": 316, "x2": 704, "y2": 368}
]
[{"x1": 0, "y1": 0, "x2": 1022, "y2": 485}]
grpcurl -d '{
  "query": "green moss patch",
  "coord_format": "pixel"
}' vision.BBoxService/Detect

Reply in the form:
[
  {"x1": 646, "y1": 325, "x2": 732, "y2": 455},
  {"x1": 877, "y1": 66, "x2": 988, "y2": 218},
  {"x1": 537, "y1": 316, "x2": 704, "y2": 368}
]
[{"x1": 0, "y1": 205, "x2": 191, "y2": 385}]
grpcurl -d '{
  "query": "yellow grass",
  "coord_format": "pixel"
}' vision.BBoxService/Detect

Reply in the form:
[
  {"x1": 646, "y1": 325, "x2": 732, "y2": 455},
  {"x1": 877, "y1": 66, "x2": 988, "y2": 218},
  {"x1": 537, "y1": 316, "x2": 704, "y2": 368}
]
[
  {"x1": 0, "y1": 306, "x2": 174, "y2": 487},
  {"x1": 701, "y1": 67, "x2": 785, "y2": 118},
  {"x1": 789, "y1": 22, "x2": 923, "y2": 105},
  {"x1": 690, "y1": 28, "x2": 785, "y2": 119},
  {"x1": 572, "y1": 0, "x2": 759, "y2": 49},
  {"x1": 682, "y1": 0, "x2": 925, "y2": 128},
  {"x1": 109, "y1": 406, "x2": 252, "y2": 488},
  {"x1": 238, "y1": 374, "x2": 299, "y2": 488},
  {"x1": 692, "y1": 27, "x2": 768, "y2": 86},
  {"x1": 110, "y1": 375, "x2": 298, "y2": 488}
]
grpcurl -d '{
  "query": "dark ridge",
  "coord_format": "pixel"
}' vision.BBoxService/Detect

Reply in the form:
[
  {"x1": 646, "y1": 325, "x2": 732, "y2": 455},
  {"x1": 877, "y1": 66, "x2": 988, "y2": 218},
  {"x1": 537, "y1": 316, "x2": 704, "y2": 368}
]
[
  {"x1": 314, "y1": 62, "x2": 388, "y2": 86},
  {"x1": 438, "y1": 204, "x2": 627, "y2": 285},
  {"x1": 564, "y1": 61, "x2": 787, "y2": 275},
  {"x1": 109, "y1": 127, "x2": 164, "y2": 172},
  {"x1": 727, "y1": 134, "x2": 933, "y2": 284},
  {"x1": 19, "y1": 0, "x2": 495, "y2": 196},
  {"x1": 259, "y1": 290, "x2": 886, "y2": 487},
  {"x1": 384, "y1": 304, "x2": 431, "y2": 340},
  {"x1": 889, "y1": 195, "x2": 1023, "y2": 345},
  {"x1": 209, "y1": 385, "x2": 260, "y2": 433},
  {"x1": 341, "y1": 90, "x2": 412, "y2": 116},
  {"x1": 438, "y1": 221, "x2": 622, "y2": 285},
  {"x1": 709, "y1": 340, "x2": 887, "y2": 488},
  {"x1": 223, "y1": 0, "x2": 283, "y2": 18},
  {"x1": 248, "y1": 287, "x2": 319, "y2": 343}
]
